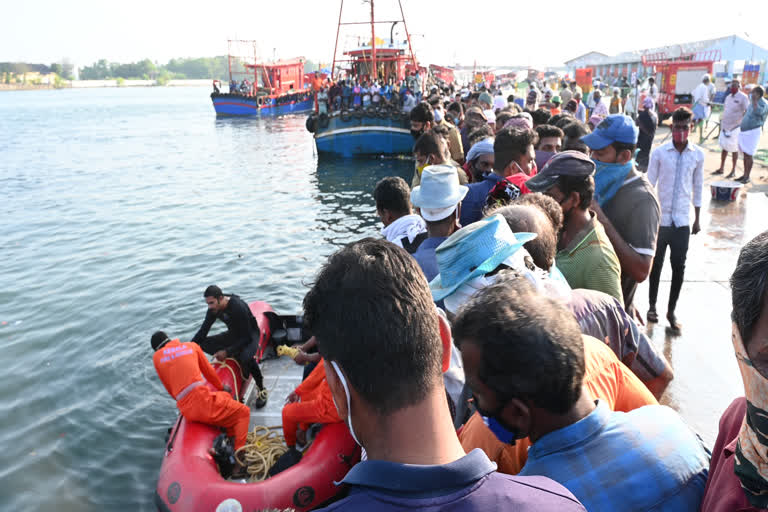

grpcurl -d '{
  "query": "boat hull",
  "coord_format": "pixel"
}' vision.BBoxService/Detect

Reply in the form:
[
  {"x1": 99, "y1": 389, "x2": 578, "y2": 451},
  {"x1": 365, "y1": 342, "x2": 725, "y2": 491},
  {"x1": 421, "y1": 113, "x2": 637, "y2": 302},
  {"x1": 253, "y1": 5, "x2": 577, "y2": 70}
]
[
  {"x1": 211, "y1": 92, "x2": 313, "y2": 116},
  {"x1": 313, "y1": 110, "x2": 413, "y2": 157},
  {"x1": 154, "y1": 301, "x2": 360, "y2": 512}
]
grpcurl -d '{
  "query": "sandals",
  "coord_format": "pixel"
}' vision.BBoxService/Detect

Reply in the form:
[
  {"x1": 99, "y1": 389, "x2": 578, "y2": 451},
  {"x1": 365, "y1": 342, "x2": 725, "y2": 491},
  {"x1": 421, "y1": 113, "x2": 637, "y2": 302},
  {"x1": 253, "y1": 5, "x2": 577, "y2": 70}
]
[
  {"x1": 647, "y1": 308, "x2": 659, "y2": 323},
  {"x1": 711, "y1": 169, "x2": 724, "y2": 175},
  {"x1": 725, "y1": 171, "x2": 737, "y2": 179},
  {"x1": 736, "y1": 175, "x2": 751, "y2": 184}
]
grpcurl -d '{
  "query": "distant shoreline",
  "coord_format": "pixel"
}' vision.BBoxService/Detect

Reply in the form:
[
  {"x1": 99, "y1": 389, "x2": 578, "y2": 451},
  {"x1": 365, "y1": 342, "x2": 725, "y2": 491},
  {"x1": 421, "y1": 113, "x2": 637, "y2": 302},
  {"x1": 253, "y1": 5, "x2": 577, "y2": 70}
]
[{"x1": 0, "y1": 79, "x2": 213, "y2": 91}]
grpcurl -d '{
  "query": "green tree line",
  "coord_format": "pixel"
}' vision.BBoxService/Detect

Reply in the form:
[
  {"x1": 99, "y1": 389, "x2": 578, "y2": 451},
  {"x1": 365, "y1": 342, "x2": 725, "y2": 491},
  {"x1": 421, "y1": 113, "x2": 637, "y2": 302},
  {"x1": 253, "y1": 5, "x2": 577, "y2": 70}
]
[
  {"x1": 79, "y1": 56, "x2": 319, "y2": 81},
  {"x1": 78, "y1": 57, "x2": 230, "y2": 81}
]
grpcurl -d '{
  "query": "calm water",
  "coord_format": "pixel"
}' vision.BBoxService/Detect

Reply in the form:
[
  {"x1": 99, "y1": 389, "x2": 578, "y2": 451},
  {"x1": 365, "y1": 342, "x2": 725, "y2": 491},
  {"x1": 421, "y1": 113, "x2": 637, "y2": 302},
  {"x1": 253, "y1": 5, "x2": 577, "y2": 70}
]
[
  {"x1": 0, "y1": 86, "x2": 411, "y2": 511},
  {"x1": 2, "y1": 86, "x2": 766, "y2": 511}
]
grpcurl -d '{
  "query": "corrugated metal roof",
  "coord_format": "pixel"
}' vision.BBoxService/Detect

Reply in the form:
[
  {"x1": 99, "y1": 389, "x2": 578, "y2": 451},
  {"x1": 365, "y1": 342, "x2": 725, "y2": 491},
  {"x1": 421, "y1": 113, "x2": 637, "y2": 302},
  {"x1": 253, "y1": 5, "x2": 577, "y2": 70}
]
[{"x1": 566, "y1": 35, "x2": 766, "y2": 66}]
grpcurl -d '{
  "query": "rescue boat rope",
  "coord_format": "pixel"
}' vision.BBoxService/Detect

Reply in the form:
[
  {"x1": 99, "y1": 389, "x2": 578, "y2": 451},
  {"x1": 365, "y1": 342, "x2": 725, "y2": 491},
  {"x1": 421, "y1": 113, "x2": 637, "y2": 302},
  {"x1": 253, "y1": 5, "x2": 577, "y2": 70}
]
[
  {"x1": 212, "y1": 358, "x2": 243, "y2": 402},
  {"x1": 236, "y1": 425, "x2": 288, "y2": 482}
]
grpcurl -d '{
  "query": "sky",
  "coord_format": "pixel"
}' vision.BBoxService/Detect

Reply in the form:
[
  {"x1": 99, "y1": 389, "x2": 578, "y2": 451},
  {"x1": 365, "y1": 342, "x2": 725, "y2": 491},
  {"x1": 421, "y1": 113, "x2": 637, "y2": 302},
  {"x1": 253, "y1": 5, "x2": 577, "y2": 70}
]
[{"x1": 4, "y1": 0, "x2": 768, "y2": 70}]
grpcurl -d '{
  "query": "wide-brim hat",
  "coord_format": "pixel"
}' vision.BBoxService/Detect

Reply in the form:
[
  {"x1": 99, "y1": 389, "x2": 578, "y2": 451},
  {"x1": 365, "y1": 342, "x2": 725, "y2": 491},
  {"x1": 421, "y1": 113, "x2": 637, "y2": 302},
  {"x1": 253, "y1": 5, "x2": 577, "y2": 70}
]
[
  {"x1": 429, "y1": 214, "x2": 537, "y2": 301},
  {"x1": 411, "y1": 164, "x2": 469, "y2": 222}
]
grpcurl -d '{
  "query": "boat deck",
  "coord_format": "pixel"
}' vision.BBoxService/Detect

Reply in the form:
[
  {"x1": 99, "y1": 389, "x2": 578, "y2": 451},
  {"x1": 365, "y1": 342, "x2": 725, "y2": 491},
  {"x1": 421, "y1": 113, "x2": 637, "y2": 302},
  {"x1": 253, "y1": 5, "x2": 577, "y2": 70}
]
[{"x1": 244, "y1": 356, "x2": 305, "y2": 431}]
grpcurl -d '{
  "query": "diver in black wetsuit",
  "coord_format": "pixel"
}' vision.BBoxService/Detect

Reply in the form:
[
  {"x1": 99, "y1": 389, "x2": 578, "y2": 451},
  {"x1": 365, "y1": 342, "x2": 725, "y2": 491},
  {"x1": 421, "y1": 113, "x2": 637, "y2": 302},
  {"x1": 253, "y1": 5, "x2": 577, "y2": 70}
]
[{"x1": 192, "y1": 285, "x2": 267, "y2": 408}]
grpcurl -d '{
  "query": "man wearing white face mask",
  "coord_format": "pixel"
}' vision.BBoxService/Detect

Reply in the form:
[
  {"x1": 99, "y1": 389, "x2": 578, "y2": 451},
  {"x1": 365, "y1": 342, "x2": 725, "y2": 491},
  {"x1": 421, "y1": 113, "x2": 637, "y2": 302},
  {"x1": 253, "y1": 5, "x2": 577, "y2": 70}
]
[
  {"x1": 700, "y1": 231, "x2": 768, "y2": 511},
  {"x1": 429, "y1": 95, "x2": 464, "y2": 164},
  {"x1": 303, "y1": 239, "x2": 587, "y2": 511}
]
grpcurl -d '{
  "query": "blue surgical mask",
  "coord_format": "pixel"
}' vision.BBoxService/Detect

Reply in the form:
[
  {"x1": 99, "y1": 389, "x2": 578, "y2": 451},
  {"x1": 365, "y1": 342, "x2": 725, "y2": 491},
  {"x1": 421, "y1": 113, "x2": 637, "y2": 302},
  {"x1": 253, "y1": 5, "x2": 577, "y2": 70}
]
[
  {"x1": 481, "y1": 415, "x2": 519, "y2": 444},
  {"x1": 592, "y1": 158, "x2": 633, "y2": 206},
  {"x1": 434, "y1": 109, "x2": 443, "y2": 123}
]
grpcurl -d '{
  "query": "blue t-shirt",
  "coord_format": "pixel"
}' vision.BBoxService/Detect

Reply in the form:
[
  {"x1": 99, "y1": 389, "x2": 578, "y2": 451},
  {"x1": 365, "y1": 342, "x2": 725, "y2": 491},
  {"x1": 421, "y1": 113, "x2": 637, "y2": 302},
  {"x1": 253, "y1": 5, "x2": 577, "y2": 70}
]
[
  {"x1": 459, "y1": 173, "x2": 503, "y2": 227},
  {"x1": 520, "y1": 401, "x2": 709, "y2": 512},
  {"x1": 317, "y1": 448, "x2": 585, "y2": 511},
  {"x1": 413, "y1": 236, "x2": 448, "y2": 282}
]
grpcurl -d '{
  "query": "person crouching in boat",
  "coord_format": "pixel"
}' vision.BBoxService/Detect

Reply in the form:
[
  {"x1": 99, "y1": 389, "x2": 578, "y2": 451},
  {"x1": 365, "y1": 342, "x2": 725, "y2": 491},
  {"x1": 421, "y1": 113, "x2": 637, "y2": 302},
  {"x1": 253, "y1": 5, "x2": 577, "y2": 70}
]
[
  {"x1": 151, "y1": 331, "x2": 250, "y2": 478},
  {"x1": 276, "y1": 353, "x2": 341, "y2": 474},
  {"x1": 191, "y1": 285, "x2": 267, "y2": 408}
]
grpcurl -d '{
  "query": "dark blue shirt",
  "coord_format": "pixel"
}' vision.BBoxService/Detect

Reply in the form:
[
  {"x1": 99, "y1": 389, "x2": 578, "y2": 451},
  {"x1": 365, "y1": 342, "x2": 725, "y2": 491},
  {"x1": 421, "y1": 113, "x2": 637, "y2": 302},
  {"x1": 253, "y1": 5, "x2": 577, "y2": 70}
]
[
  {"x1": 316, "y1": 448, "x2": 585, "y2": 511},
  {"x1": 459, "y1": 173, "x2": 503, "y2": 227},
  {"x1": 413, "y1": 236, "x2": 448, "y2": 282},
  {"x1": 520, "y1": 401, "x2": 709, "y2": 512}
]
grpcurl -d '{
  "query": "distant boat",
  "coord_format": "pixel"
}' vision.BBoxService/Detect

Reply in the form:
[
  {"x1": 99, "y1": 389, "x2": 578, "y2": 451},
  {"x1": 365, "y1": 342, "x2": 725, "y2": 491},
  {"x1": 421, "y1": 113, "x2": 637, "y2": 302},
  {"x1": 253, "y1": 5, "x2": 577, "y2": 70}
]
[
  {"x1": 211, "y1": 41, "x2": 314, "y2": 117},
  {"x1": 307, "y1": 0, "x2": 423, "y2": 157}
]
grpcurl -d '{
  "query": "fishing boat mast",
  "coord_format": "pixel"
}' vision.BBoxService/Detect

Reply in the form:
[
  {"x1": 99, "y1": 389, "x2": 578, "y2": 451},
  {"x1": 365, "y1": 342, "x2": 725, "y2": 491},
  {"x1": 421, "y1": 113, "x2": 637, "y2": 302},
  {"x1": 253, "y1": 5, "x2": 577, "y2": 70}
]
[{"x1": 329, "y1": 0, "x2": 418, "y2": 82}]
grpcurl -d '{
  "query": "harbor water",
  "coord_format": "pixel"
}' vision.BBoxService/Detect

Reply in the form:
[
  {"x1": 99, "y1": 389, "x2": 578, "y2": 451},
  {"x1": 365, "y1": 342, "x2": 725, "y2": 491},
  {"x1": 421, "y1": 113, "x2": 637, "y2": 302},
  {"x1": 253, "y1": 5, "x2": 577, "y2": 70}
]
[{"x1": 0, "y1": 86, "x2": 765, "y2": 510}]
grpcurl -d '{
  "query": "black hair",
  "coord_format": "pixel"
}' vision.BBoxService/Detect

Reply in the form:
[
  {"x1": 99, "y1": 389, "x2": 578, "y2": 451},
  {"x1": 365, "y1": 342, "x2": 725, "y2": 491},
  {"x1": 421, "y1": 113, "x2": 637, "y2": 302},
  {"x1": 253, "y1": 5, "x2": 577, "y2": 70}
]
[
  {"x1": 611, "y1": 141, "x2": 637, "y2": 158},
  {"x1": 494, "y1": 128, "x2": 538, "y2": 173},
  {"x1": 413, "y1": 130, "x2": 443, "y2": 158},
  {"x1": 555, "y1": 175, "x2": 594, "y2": 210},
  {"x1": 562, "y1": 122, "x2": 591, "y2": 154},
  {"x1": 487, "y1": 204, "x2": 557, "y2": 271},
  {"x1": 373, "y1": 177, "x2": 411, "y2": 216},
  {"x1": 427, "y1": 94, "x2": 441, "y2": 106},
  {"x1": 495, "y1": 111, "x2": 515, "y2": 128},
  {"x1": 467, "y1": 124, "x2": 495, "y2": 149},
  {"x1": 151, "y1": 331, "x2": 171, "y2": 351},
  {"x1": 672, "y1": 106, "x2": 693, "y2": 124},
  {"x1": 549, "y1": 113, "x2": 569, "y2": 127},
  {"x1": 447, "y1": 101, "x2": 464, "y2": 114},
  {"x1": 731, "y1": 231, "x2": 768, "y2": 347},
  {"x1": 507, "y1": 94, "x2": 515, "y2": 103},
  {"x1": 409, "y1": 101, "x2": 434, "y2": 123},
  {"x1": 754, "y1": 86, "x2": 765, "y2": 97},
  {"x1": 515, "y1": 192, "x2": 564, "y2": 233},
  {"x1": 303, "y1": 238, "x2": 443, "y2": 415},
  {"x1": 648, "y1": 77, "x2": 655, "y2": 83},
  {"x1": 204, "y1": 285, "x2": 223, "y2": 299},
  {"x1": 452, "y1": 278, "x2": 585, "y2": 415},
  {"x1": 531, "y1": 108, "x2": 552, "y2": 126},
  {"x1": 535, "y1": 124, "x2": 564, "y2": 142}
]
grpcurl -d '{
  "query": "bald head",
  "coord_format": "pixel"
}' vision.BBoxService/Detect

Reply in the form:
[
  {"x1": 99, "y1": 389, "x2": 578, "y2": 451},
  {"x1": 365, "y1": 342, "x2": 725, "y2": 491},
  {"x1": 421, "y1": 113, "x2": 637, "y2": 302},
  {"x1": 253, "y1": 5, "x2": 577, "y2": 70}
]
[{"x1": 486, "y1": 204, "x2": 557, "y2": 271}]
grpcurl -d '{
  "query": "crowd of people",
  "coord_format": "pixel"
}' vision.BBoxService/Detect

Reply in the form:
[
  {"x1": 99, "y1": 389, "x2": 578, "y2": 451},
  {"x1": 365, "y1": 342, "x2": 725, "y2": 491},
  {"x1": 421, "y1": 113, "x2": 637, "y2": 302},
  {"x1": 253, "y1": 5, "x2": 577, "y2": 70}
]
[{"x1": 155, "y1": 75, "x2": 768, "y2": 510}]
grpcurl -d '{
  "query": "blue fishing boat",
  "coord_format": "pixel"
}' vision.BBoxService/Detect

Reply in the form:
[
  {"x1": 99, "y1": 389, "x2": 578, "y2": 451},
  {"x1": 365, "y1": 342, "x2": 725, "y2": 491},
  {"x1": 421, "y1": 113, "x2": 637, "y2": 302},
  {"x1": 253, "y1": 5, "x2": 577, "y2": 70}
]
[
  {"x1": 211, "y1": 90, "x2": 314, "y2": 117},
  {"x1": 308, "y1": 0, "x2": 422, "y2": 157},
  {"x1": 312, "y1": 108, "x2": 412, "y2": 157},
  {"x1": 211, "y1": 40, "x2": 314, "y2": 117}
]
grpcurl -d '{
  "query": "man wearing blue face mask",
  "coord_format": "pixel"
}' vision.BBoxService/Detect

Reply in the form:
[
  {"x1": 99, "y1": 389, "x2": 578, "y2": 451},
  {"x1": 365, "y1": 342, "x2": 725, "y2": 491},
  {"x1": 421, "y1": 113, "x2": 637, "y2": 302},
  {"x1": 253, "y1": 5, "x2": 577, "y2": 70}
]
[
  {"x1": 304, "y1": 239, "x2": 587, "y2": 511},
  {"x1": 455, "y1": 278, "x2": 709, "y2": 512},
  {"x1": 581, "y1": 114, "x2": 661, "y2": 314}
]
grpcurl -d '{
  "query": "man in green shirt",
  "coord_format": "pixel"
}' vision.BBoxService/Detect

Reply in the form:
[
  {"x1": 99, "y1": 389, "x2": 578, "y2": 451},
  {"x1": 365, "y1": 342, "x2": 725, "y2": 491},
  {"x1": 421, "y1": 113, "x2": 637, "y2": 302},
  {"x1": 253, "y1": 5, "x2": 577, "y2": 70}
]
[{"x1": 526, "y1": 151, "x2": 623, "y2": 302}]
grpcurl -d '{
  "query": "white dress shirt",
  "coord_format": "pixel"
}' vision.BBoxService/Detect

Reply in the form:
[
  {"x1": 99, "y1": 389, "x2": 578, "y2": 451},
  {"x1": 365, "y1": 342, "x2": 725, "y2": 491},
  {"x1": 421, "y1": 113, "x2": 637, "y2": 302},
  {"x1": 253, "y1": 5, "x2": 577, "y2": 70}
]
[{"x1": 647, "y1": 141, "x2": 704, "y2": 228}]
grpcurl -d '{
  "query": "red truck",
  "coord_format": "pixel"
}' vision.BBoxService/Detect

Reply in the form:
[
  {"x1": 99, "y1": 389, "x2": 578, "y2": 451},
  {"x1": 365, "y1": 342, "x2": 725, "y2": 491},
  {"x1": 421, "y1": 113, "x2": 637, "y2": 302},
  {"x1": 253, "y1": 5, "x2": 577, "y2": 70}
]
[{"x1": 641, "y1": 50, "x2": 720, "y2": 125}]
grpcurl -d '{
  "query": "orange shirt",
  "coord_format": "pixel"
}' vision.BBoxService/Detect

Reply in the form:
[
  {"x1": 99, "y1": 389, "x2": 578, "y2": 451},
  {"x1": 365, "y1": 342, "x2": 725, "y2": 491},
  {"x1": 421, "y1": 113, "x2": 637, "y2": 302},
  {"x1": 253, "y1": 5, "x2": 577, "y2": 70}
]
[
  {"x1": 458, "y1": 335, "x2": 658, "y2": 474},
  {"x1": 293, "y1": 359, "x2": 339, "y2": 420},
  {"x1": 153, "y1": 339, "x2": 223, "y2": 399}
]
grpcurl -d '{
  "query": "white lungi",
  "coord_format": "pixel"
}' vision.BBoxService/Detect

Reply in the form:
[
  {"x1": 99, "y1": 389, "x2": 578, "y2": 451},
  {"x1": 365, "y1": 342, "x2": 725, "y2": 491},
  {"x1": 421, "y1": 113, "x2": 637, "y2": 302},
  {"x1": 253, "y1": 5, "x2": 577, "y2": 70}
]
[
  {"x1": 719, "y1": 127, "x2": 741, "y2": 153},
  {"x1": 739, "y1": 127, "x2": 762, "y2": 156}
]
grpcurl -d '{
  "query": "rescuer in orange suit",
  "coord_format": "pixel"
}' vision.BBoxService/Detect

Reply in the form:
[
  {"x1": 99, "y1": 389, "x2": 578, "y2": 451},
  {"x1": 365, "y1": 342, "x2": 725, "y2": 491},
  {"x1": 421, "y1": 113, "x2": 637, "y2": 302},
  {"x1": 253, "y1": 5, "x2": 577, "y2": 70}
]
[
  {"x1": 282, "y1": 356, "x2": 341, "y2": 454},
  {"x1": 151, "y1": 331, "x2": 251, "y2": 476}
]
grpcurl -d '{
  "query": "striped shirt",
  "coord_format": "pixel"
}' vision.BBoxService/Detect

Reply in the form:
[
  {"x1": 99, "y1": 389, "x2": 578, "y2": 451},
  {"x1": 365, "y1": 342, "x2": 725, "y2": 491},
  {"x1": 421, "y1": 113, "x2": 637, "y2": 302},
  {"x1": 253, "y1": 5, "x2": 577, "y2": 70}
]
[{"x1": 556, "y1": 212, "x2": 623, "y2": 302}]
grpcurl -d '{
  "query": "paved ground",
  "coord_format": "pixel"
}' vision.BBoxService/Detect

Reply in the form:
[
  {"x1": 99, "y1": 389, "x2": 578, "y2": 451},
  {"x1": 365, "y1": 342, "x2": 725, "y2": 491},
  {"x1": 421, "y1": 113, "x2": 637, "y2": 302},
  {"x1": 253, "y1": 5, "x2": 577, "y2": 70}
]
[{"x1": 638, "y1": 122, "x2": 768, "y2": 445}]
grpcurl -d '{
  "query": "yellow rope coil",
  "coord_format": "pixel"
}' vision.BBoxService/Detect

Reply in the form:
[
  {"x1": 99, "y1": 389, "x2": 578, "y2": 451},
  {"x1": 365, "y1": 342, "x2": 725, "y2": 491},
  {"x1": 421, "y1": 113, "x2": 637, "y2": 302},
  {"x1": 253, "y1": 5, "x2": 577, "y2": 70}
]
[
  {"x1": 236, "y1": 425, "x2": 288, "y2": 482},
  {"x1": 276, "y1": 345, "x2": 300, "y2": 360},
  {"x1": 212, "y1": 359, "x2": 242, "y2": 402}
]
